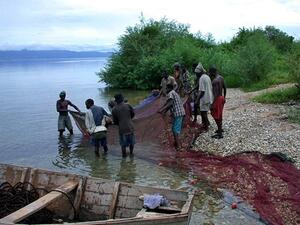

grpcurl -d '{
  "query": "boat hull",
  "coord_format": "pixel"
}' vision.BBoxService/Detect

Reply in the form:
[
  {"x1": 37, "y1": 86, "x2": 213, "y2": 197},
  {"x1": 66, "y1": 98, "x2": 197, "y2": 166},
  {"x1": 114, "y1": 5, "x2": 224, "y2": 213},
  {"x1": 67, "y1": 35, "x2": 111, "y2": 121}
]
[{"x1": 0, "y1": 164, "x2": 193, "y2": 225}]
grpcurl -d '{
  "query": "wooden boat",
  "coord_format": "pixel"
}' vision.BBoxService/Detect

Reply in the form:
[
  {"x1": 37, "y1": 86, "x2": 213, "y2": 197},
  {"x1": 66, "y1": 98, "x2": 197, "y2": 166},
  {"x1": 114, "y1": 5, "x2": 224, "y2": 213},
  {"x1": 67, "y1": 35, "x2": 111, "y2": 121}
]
[{"x1": 0, "y1": 164, "x2": 194, "y2": 225}]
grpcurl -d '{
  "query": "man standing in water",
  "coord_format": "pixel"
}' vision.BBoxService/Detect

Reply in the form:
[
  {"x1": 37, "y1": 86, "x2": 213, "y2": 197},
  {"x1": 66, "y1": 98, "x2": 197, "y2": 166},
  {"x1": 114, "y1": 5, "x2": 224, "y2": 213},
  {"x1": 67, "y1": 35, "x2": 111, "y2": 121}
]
[
  {"x1": 112, "y1": 94, "x2": 135, "y2": 157},
  {"x1": 159, "y1": 83, "x2": 186, "y2": 150},
  {"x1": 209, "y1": 66, "x2": 226, "y2": 139},
  {"x1": 56, "y1": 91, "x2": 81, "y2": 136},
  {"x1": 85, "y1": 99, "x2": 110, "y2": 156},
  {"x1": 195, "y1": 63, "x2": 213, "y2": 131}
]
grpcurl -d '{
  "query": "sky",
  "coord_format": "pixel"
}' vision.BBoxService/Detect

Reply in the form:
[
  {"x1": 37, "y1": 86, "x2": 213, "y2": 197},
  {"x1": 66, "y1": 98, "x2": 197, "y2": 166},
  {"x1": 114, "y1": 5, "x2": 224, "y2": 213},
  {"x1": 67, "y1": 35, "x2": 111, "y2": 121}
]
[{"x1": 0, "y1": 0, "x2": 300, "y2": 51}]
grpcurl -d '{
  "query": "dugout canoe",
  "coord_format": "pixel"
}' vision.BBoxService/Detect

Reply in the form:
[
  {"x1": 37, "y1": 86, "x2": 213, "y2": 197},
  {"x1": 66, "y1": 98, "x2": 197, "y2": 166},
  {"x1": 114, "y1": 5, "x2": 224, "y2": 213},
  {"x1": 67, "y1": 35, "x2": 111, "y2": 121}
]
[{"x1": 0, "y1": 164, "x2": 194, "y2": 225}]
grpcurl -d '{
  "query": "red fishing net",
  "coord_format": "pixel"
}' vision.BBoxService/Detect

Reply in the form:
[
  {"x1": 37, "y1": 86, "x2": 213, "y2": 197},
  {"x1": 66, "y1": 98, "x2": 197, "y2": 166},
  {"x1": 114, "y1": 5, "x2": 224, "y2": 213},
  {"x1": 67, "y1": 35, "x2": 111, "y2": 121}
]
[{"x1": 71, "y1": 95, "x2": 300, "y2": 225}]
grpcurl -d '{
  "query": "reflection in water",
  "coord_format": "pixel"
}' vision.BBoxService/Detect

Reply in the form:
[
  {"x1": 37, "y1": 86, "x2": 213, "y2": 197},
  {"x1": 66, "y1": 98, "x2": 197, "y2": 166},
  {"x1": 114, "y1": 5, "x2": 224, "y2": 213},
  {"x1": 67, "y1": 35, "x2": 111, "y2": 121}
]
[
  {"x1": 88, "y1": 156, "x2": 111, "y2": 179},
  {"x1": 52, "y1": 136, "x2": 264, "y2": 225},
  {"x1": 117, "y1": 157, "x2": 137, "y2": 184},
  {"x1": 97, "y1": 87, "x2": 149, "y2": 106},
  {"x1": 0, "y1": 58, "x2": 265, "y2": 225},
  {"x1": 52, "y1": 135, "x2": 89, "y2": 171}
]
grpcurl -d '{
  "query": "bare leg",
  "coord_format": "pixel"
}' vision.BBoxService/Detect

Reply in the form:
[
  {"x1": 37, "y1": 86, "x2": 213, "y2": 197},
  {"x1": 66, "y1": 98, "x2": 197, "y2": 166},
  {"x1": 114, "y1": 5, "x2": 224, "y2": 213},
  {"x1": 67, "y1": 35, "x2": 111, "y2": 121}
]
[
  {"x1": 94, "y1": 144, "x2": 100, "y2": 157},
  {"x1": 122, "y1": 146, "x2": 127, "y2": 158},
  {"x1": 212, "y1": 119, "x2": 223, "y2": 139},
  {"x1": 200, "y1": 111, "x2": 209, "y2": 130},
  {"x1": 193, "y1": 104, "x2": 199, "y2": 122},
  {"x1": 129, "y1": 144, "x2": 134, "y2": 155},
  {"x1": 103, "y1": 145, "x2": 108, "y2": 154},
  {"x1": 173, "y1": 133, "x2": 180, "y2": 149}
]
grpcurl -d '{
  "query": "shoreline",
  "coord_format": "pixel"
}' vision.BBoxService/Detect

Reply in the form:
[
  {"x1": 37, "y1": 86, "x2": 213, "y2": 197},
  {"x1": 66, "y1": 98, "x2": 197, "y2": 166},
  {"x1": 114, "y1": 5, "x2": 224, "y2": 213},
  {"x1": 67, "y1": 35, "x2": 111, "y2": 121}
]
[{"x1": 193, "y1": 84, "x2": 300, "y2": 169}]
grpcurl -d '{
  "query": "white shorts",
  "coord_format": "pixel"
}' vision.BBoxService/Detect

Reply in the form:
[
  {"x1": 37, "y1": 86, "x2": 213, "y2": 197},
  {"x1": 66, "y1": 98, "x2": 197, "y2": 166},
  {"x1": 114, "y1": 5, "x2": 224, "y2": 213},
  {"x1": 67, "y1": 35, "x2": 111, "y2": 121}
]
[{"x1": 200, "y1": 102, "x2": 211, "y2": 112}]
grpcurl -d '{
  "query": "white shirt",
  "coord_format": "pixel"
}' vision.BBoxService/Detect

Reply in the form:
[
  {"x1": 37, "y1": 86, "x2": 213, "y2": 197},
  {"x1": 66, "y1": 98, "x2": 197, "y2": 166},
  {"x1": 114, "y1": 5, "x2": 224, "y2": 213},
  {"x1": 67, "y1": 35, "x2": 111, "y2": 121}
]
[
  {"x1": 199, "y1": 74, "x2": 213, "y2": 105},
  {"x1": 85, "y1": 109, "x2": 107, "y2": 134}
]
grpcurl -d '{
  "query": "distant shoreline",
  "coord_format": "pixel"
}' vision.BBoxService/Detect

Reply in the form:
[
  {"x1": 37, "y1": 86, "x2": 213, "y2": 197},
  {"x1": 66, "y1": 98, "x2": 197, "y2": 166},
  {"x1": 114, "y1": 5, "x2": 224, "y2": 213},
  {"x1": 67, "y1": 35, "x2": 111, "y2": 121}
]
[{"x1": 0, "y1": 50, "x2": 112, "y2": 61}]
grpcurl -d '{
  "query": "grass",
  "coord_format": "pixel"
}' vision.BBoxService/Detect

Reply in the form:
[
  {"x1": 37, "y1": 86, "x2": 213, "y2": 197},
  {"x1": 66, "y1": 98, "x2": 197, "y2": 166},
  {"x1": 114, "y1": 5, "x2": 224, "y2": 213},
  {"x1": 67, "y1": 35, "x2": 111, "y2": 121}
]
[
  {"x1": 242, "y1": 71, "x2": 293, "y2": 92},
  {"x1": 287, "y1": 108, "x2": 300, "y2": 124},
  {"x1": 252, "y1": 86, "x2": 300, "y2": 104}
]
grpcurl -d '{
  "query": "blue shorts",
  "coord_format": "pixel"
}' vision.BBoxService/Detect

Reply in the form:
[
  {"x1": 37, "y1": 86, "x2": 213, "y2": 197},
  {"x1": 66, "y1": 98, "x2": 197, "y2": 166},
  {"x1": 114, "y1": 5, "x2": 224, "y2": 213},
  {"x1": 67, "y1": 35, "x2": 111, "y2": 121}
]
[
  {"x1": 172, "y1": 116, "x2": 183, "y2": 135},
  {"x1": 119, "y1": 133, "x2": 135, "y2": 147}
]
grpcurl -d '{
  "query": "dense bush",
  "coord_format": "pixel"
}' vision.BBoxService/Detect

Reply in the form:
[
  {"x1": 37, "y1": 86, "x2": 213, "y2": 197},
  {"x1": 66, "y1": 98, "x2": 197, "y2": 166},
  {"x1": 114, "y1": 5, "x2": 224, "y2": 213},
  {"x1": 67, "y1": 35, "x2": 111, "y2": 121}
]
[
  {"x1": 99, "y1": 18, "x2": 213, "y2": 89},
  {"x1": 98, "y1": 18, "x2": 298, "y2": 91},
  {"x1": 236, "y1": 33, "x2": 277, "y2": 85},
  {"x1": 287, "y1": 41, "x2": 300, "y2": 88}
]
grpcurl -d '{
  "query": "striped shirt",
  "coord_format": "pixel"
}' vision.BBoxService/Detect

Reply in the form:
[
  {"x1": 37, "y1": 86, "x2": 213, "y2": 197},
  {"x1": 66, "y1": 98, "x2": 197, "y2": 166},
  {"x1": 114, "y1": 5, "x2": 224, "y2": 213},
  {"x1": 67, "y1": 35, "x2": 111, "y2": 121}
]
[{"x1": 168, "y1": 90, "x2": 185, "y2": 117}]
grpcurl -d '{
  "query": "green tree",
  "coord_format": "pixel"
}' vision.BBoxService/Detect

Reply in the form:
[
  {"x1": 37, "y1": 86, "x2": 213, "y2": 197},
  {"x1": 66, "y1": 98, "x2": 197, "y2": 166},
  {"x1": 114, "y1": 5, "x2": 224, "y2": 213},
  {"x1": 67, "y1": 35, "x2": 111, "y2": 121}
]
[
  {"x1": 288, "y1": 41, "x2": 300, "y2": 88},
  {"x1": 98, "y1": 18, "x2": 212, "y2": 89},
  {"x1": 236, "y1": 33, "x2": 277, "y2": 85},
  {"x1": 264, "y1": 26, "x2": 294, "y2": 53},
  {"x1": 98, "y1": 18, "x2": 297, "y2": 91}
]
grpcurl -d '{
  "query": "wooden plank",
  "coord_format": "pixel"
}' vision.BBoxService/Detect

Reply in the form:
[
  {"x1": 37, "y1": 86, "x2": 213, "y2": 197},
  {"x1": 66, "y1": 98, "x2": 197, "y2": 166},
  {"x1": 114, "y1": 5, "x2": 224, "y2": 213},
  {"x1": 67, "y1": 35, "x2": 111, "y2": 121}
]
[
  {"x1": 85, "y1": 179, "x2": 115, "y2": 193},
  {"x1": 20, "y1": 168, "x2": 29, "y2": 183},
  {"x1": 154, "y1": 206, "x2": 181, "y2": 213},
  {"x1": 27, "y1": 168, "x2": 36, "y2": 189},
  {"x1": 108, "y1": 182, "x2": 120, "y2": 219},
  {"x1": 69, "y1": 177, "x2": 87, "y2": 220},
  {"x1": 119, "y1": 184, "x2": 187, "y2": 202},
  {"x1": 82, "y1": 192, "x2": 112, "y2": 207},
  {"x1": 181, "y1": 193, "x2": 194, "y2": 214},
  {"x1": 0, "y1": 180, "x2": 78, "y2": 224}
]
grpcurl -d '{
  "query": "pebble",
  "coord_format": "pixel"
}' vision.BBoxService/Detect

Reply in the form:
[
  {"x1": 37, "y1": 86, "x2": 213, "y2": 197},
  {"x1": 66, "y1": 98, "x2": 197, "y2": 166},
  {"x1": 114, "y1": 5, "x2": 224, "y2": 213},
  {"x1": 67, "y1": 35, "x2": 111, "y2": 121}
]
[{"x1": 192, "y1": 88, "x2": 300, "y2": 169}]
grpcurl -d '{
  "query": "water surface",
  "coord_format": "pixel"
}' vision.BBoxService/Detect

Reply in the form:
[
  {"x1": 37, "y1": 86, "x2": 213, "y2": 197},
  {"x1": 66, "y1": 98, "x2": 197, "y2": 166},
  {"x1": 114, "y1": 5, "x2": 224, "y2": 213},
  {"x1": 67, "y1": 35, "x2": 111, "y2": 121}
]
[{"x1": 0, "y1": 58, "x2": 264, "y2": 224}]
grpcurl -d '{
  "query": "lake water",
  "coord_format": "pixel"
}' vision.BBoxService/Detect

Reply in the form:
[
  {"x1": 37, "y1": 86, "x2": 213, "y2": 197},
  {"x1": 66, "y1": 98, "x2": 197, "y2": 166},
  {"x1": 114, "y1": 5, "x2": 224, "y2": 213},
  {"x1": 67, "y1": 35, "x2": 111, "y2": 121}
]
[
  {"x1": 0, "y1": 58, "x2": 149, "y2": 173},
  {"x1": 0, "y1": 58, "x2": 263, "y2": 224}
]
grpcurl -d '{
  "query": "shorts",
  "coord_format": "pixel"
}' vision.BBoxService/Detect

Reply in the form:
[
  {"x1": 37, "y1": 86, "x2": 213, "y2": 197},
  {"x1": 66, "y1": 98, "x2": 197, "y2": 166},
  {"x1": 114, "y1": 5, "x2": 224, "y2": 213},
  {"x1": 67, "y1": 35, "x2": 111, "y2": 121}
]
[
  {"x1": 211, "y1": 96, "x2": 225, "y2": 120},
  {"x1": 58, "y1": 115, "x2": 73, "y2": 131},
  {"x1": 119, "y1": 133, "x2": 135, "y2": 147},
  {"x1": 172, "y1": 116, "x2": 183, "y2": 135},
  {"x1": 92, "y1": 131, "x2": 107, "y2": 147},
  {"x1": 200, "y1": 102, "x2": 211, "y2": 112}
]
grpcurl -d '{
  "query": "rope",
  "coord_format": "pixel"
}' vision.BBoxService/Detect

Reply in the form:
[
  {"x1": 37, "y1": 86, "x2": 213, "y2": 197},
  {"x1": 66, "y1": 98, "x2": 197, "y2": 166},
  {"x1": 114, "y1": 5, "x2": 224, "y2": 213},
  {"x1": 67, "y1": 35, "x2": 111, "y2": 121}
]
[{"x1": 0, "y1": 181, "x2": 77, "y2": 224}]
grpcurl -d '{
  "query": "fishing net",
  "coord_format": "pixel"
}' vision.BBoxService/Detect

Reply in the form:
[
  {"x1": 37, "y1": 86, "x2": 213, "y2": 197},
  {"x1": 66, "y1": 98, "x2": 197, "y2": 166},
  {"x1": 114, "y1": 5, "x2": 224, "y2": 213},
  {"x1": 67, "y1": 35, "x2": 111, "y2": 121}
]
[
  {"x1": 0, "y1": 182, "x2": 54, "y2": 224},
  {"x1": 0, "y1": 181, "x2": 77, "y2": 224},
  {"x1": 70, "y1": 94, "x2": 300, "y2": 225},
  {"x1": 70, "y1": 94, "x2": 200, "y2": 150}
]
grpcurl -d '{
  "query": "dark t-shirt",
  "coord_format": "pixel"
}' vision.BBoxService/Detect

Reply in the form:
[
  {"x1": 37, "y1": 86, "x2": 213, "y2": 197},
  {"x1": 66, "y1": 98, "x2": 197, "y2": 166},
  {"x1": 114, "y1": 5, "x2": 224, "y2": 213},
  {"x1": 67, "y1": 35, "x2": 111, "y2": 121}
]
[
  {"x1": 112, "y1": 103, "x2": 135, "y2": 135},
  {"x1": 212, "y1": 75, "x2": 225, "y2": 98},
  {"x1": 56, "y1": 99, "x2": 71, "y2": 116},
  {"x1": 90, "y1": 105, "x2": 109, "y2": 126}
]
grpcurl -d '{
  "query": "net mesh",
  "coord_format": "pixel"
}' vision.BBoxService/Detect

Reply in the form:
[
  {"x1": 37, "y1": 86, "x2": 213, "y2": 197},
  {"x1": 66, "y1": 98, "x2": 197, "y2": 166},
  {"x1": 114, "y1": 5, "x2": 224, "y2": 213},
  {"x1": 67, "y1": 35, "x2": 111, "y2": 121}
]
[{"x1": 70, "y1": 95, "x2": 300, "y2": 225}]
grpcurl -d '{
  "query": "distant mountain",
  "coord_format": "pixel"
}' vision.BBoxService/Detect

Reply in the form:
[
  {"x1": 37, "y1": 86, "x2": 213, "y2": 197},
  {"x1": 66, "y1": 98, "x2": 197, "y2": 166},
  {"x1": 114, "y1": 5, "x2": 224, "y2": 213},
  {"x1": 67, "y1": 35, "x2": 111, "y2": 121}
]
[{"x1": 0, "y1": 50, "x2": 113, "y2": 60}]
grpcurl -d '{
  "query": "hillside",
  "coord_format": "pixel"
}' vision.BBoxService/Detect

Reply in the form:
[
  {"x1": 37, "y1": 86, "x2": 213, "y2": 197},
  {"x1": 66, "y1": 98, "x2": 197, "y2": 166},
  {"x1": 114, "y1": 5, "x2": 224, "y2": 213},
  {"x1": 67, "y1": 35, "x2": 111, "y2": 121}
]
[{"x1": 0, "y1": 50, "x2": 112, "y2": 60}]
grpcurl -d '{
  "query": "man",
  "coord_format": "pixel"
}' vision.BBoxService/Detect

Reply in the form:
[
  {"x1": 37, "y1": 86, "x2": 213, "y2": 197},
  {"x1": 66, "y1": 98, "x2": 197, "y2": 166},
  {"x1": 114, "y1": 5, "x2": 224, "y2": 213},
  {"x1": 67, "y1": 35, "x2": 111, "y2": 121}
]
[
  {"x1": 195, "y1": 63, "x2": 213, "y2": 131},
  {"x1": 159, "y1": 70, "x2": 177, "y2": 97},
  {"x1": 173, "y1": 63, "x2": 184, "y2": 97},
  {"x1": 112, "y1": 94, "x2": 135, "y2": 157},
  {"x1": 209, "y1": 66, "x2": 226, "y2": 139},
  {"x1": 56, "y1": 91, "x2": 81, "y2": 136},
  {"x1": 159, "y1": 83, "x2": 186, "y2": 149},
  {"x1": 108, "y1": 99, "x2": 116, "y2": 113},
  {"x1": 85, "y1": 99, "x2": 110, "y2": 156},
  {"x1": 188, "y1": 63, "x2": 201, "y2": 122},
  {"x1": 181, "y1": 65, "x2": 192, "y2": 94}
]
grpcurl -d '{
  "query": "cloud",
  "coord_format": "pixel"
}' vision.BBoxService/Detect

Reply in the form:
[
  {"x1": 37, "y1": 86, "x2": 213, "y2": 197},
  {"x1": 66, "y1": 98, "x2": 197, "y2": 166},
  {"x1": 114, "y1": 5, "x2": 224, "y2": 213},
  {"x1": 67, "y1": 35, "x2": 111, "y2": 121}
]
[{"x1": 0, "y1": 0, "x2": 299, "y2": 50}]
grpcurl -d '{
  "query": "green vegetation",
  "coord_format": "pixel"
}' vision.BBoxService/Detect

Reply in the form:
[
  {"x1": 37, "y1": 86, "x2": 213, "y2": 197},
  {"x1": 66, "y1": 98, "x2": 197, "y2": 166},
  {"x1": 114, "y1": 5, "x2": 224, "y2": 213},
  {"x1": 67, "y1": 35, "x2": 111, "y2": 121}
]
[
  {"x1": 287, "y1": 108, "x2": 300, "y2": 124},
  {"x1": 98, "y1": 18, "x2": 299, "y2": 92},
  {"x1": 253, "y1": 87, "x2": 300, "y2": 104}
]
